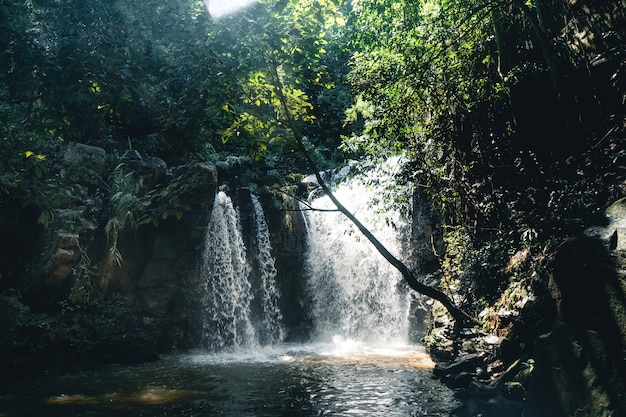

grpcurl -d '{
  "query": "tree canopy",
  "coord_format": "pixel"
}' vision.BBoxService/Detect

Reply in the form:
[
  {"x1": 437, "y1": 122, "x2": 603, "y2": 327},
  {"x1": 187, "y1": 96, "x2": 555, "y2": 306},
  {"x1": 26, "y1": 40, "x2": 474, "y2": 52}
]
[{"x1": 1, "y1": 0, "x2": 624, "y2": 313}]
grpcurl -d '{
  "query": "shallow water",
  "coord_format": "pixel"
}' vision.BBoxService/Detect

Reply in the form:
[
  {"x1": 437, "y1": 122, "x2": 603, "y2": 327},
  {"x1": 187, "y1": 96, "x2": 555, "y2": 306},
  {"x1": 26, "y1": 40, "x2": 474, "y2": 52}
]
[{"x1": 0, "y1": 342, "x2": 459, "y2": 417}]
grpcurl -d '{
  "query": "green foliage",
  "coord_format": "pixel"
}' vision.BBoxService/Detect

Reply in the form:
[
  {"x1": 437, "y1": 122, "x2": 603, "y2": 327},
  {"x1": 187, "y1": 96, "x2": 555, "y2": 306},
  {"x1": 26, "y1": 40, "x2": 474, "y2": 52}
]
[
  {"x1": 215, "y1": 0, "x2": 349, "y2": 170},
  {"x1": 342, "y1": 0, "x2": 625, "y2": 236},
  {"x1": 343, "y1": 0, "x2": 515, "y2": 226},
  {"x1": 439, "y1": 226, "x2": 476, "y2": 305},
  {"x1": 0, "y1": 149, "x2": 57, "y2": 226},
  {"x1": 440, "y1": 223, "x2": 532, "y2": 313},
  {"x1": 0, "y1": 0, "x2": 623, "y2": 385},
  {"x1": 103, "y1": 150, "x2": 213, "y2": 265},
  {"x1": 0, "y1": 0, "x2": 239, "y2": 163},
  {"x1": 1, "y1": 0, "x2": 357, "y2": 193},
  {"x1": 0, "y1": 0, "x2": 623, "y2": 309},
  {"x1": 137, "y1": 163, "x2": 215, "y2": 226},
  {"x1": 70, "y1": 242, "x2": 97, "y2": 304},
  {"x1": 105, "y1": 157, "x2": 142, "y2": 266}
]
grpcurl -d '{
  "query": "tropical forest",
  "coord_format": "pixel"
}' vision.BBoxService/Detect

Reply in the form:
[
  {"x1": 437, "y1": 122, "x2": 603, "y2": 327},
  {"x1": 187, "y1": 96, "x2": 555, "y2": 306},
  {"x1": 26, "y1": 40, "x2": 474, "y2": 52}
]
[{"x1": 1, "y1": 0, "x2": 625, "y2": 416}]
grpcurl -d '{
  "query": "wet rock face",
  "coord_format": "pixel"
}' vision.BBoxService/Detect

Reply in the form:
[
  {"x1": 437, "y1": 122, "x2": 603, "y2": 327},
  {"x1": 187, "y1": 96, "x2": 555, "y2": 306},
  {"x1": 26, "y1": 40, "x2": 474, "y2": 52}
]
[
  {"x1": 95, "y1": 162, "x2": 218, "y2": 349},
  {"x1": 22, "y1": 208, "x2": 98, "y2": 310},
  {"x1": 131, "y1": 214, "x2": 211, "y2": 349},
  {"x1": 0, "y1": 150, "x2": 222, "y2": 374},
  {"x1": 528, "y1": 198, "x2": 626, "y2": 417},
  {"x1": 265, "y1": 192, "x2": 312, "y2": 342}
]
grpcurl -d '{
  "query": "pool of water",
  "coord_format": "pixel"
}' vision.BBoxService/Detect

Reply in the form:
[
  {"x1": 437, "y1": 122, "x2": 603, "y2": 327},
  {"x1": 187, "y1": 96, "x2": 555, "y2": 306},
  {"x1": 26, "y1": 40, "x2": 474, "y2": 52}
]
[{"x1": 0, "y1": 342, "x2": 459, "y2": 417}]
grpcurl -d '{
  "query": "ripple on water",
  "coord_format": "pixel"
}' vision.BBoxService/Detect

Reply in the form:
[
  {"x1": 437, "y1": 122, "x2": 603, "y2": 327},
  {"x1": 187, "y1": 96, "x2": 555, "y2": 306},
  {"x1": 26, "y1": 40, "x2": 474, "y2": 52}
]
[{"x1": 0, "y1": 343, "x2": 458, "y2": 417}]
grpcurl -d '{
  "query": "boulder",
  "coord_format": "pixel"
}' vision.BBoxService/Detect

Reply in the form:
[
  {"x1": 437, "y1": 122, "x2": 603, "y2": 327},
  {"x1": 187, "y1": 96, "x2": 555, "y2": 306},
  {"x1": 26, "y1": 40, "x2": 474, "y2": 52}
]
[
  {"x1": 22, "y1": 208, "x2": 98, "y2": 309},
  {"x1": 63, "y1": 142, "x2": 106, "y2": 171},
  {"x1": 526, "y1": 198, "x2": 626, "y2": 417}
]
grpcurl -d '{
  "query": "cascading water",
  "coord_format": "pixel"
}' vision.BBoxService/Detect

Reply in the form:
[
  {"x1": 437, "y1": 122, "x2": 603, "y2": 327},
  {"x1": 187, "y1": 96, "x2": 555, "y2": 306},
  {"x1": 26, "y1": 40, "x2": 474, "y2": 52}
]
[
  {"x1": 200, "y1": 190, "x2": 255, "y2": 351},
  {"x1": 250, "y1": 194, "x2": 284, "y2": 345},
  {"x1": 200, "y1": 157, "x2": 419, "y2": 353},
  {"x1": 302, "y1": 158, "x2": 416, "y2": 346},
  {"x1": 200, "y1": 190, "x2": 284, "y2": 351}
]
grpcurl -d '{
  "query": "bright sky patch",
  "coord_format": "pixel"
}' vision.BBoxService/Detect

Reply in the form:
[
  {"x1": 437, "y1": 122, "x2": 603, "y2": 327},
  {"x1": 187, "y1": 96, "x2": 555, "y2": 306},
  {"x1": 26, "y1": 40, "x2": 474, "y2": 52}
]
[{"x1": 204, "y1": 0, "x2": 257, "y2": 19}]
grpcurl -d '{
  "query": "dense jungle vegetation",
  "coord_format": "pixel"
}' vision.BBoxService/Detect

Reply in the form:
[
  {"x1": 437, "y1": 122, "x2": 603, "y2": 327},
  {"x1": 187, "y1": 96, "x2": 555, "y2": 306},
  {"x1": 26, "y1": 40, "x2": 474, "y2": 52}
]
[
  {"x1": 2, "y1": 0, "x2": 624, "y2": 301},
  {"x1": 1, "y1": 0, "x2": 625, "y2": 413}
]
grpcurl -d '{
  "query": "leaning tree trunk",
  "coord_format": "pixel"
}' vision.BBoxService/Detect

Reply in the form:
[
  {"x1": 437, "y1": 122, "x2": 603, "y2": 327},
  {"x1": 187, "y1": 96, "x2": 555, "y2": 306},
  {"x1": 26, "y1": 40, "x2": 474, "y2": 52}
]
[
  {"x1": 305, "y1": 170, "x2": 476, "y2": 325},
  {"x1": 266, "y1": 62, "x2": 476, "y2": 326}
]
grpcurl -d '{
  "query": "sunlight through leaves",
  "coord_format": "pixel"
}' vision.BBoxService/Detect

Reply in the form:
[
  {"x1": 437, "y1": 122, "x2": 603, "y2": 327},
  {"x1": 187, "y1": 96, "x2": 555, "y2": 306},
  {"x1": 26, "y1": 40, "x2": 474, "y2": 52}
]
[{"x1": 204, "y1": 0, "x2": 257, "y2": 18}]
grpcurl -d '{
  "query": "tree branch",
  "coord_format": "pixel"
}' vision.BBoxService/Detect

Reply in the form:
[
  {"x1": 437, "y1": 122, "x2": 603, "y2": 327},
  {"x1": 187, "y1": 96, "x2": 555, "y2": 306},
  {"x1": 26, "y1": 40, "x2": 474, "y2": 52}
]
[{"x1": 266, "y1": 60, "x2": 477, "y2": 327}]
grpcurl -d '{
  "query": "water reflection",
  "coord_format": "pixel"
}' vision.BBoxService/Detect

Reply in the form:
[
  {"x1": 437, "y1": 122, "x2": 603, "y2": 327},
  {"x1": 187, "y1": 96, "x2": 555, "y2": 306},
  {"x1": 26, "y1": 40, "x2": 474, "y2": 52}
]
[
  {"x1": 0, "y1": 343, "x2": 458, "y2": 417},
  {"x1": 46, "y1": 388, "x2": 194, "y2": 406}
]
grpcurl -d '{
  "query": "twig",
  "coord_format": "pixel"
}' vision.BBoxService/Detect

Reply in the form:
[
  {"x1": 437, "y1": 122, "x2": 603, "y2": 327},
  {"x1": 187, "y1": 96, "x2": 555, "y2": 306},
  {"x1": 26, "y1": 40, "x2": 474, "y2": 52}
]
[{"x1": 592, "y1": 125, "x2": 618, "y2": 149}]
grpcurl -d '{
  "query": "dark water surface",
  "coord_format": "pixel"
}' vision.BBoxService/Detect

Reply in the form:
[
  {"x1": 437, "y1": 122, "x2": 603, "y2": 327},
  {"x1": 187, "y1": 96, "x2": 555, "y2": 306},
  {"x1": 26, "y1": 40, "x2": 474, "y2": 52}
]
[{"x1": 0, "y1": 343, "x2": 459, "y2": 416}]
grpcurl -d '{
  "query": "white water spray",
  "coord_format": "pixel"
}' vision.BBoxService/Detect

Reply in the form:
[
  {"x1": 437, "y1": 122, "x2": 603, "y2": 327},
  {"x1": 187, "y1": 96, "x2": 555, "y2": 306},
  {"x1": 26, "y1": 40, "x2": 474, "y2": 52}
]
[
  {"x1": 200, "y1": 190, "x2": 284, "y2": 352},
  {"x1": 200, "y1": 191, "x2": 255, "y2": 351},
  {"x1": 303, "y1": 158, "x2": 415, "y2": 346},
  {"x1": 250, "y1": 194, "x2": 284, "y2": 345}
]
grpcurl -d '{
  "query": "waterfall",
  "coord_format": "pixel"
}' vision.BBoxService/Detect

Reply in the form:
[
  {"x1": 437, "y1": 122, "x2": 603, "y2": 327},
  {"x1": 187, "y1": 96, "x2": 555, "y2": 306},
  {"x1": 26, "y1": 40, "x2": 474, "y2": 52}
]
[
  {"x1": 200, "y1": 157, "x2": 416, "y2": 351},
  {"x1": 200, "y1": 190, "x2": 283, "y2": 351},
  {"x1": 200, "y1": 191, "x2": 255, "y2": 351},
  {"x1": 250, "y1": 194, "x2": 284, "y2": 345},
  {"x1": 303, "y1": 158, "x2": 415, "y2": 346}
]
